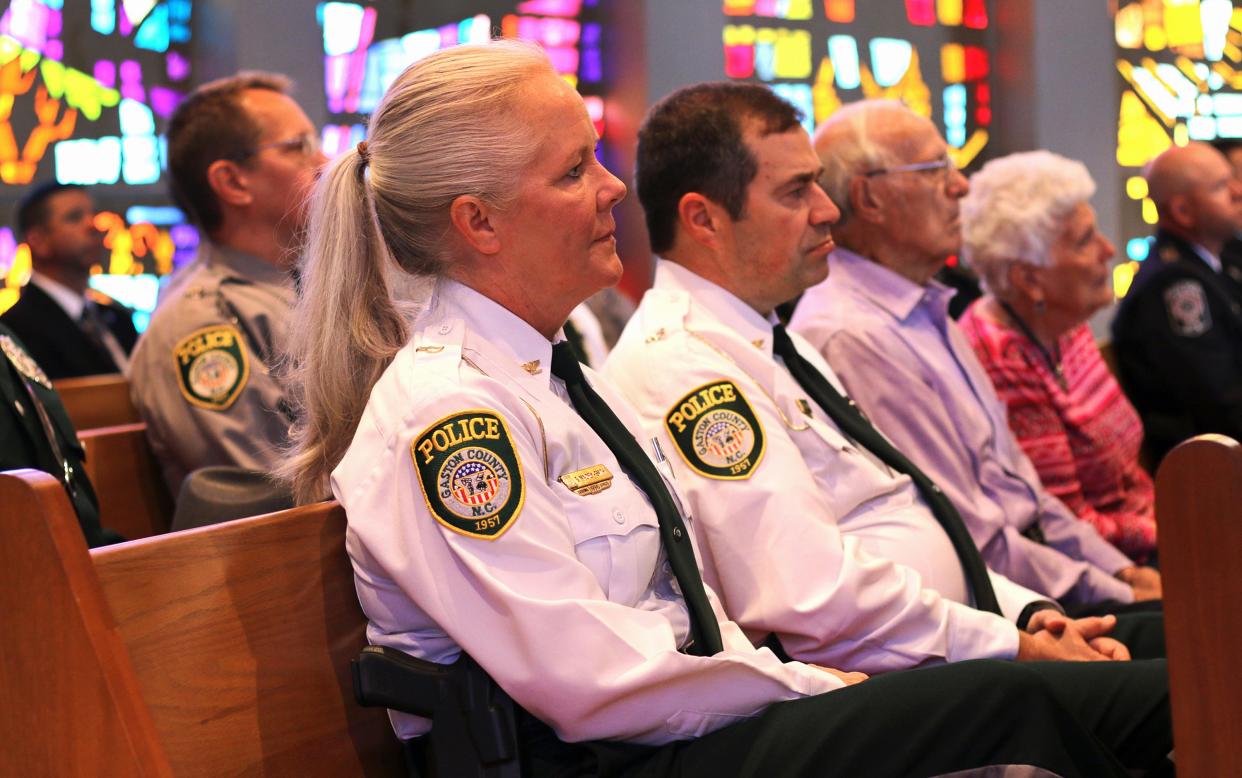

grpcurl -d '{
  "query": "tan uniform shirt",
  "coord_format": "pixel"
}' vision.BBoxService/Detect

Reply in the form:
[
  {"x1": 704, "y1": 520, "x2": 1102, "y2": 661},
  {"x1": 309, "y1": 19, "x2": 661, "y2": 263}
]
[{"x1": 130, "y1": 242, "x2": 296, "y2": 493}]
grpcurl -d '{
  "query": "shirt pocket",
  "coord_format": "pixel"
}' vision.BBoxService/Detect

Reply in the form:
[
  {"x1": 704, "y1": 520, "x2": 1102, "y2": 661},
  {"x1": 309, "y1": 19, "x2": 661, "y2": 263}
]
[{"x1": 562, "y1": 473, "x2": 662, "y2": 606}]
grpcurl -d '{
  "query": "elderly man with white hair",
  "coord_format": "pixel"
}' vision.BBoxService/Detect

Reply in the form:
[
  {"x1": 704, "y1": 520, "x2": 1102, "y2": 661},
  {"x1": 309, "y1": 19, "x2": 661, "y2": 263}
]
[
  {"x1": 955, "y1": 150, "x2": 1157, "y2": 564},
  {"x1": 1112, "y1": 141, "x2": 1242, "y2": 466},
  {"x1": 790, "y1": 100, "x2": 1162, "y2": 618}
]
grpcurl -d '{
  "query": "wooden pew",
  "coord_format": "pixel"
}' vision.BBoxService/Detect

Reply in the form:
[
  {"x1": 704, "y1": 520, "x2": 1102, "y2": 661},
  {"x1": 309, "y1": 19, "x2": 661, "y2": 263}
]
[
  {"x1": 53, "y1": 373, "x2": 140, "y2": 430},
  {"x1": 0, "y1": 469, "x2": 404, "y2": 777},
  {"x1": 1155, "y1": 433, "x2": 1242, "y2": 778},
  {"x1": 79, "y1": 422, "x2": 173, "y2": 540}
]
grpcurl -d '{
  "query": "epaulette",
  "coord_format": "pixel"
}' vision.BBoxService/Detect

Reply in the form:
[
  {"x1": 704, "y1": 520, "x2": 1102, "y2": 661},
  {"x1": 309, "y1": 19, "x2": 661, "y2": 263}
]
[
  {"x1": 640, "y1": 288, "x2": 690, "y2": 345},
  {"x1": 411, "y1": 317, "x2": 466, "y2": 376}
]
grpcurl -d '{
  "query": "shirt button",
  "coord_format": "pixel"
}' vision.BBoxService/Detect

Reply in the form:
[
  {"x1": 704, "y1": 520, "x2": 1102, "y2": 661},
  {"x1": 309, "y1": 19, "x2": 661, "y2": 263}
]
[
  {"x1": 439, "y1": 323, "x2": 452, "y2": 334},
  {"x1": 612, "y1": 509, "x2": 624, "y2": 525}
]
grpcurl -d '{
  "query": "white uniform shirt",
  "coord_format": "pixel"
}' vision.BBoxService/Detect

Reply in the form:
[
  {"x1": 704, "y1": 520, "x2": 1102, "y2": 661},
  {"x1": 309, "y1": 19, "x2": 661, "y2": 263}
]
[
  {"x1": 603, "y1": 261, "x2": 1053, "y2": 672},
  {"x1": 333, "y1": 278, "x2": 840, "y2": 745}
]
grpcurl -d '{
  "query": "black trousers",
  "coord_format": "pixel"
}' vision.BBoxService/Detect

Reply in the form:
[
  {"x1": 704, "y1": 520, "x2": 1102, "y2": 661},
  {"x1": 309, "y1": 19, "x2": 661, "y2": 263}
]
[{"x1": 523, "y1": 658, "x2": 1171, "y2": 778}]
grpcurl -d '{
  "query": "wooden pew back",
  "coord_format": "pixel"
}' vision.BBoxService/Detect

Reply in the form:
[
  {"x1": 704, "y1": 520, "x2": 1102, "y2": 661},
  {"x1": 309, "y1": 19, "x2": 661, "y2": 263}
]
[
  {"x1": 1155, "y1": 433, "x2": 1242, "y2": 778},
  {"x1": 0, "y1": 469, "x2": 173, "y2": 777},
  {"x1": 54, "y1": 373, "x2": 140, "y2": 430},
  {"x1": 80, "y1": 422, "x2": 173, "y2": 540},
  {"x1": 0, "y1": 469, "x2": 404, "y2": 777}
]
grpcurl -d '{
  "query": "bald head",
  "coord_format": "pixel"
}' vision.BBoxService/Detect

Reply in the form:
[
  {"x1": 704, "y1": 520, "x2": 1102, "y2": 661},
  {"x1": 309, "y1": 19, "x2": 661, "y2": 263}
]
[{"x1": 1147, "y1": 141, "x2": 1242, "y2": 251}]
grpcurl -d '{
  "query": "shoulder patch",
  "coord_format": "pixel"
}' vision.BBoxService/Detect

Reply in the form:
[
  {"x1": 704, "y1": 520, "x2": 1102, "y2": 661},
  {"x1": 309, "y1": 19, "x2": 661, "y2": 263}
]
[
  {"x1": 173, "y1": 324, "x2": 250, "y2": 410},
  {"x1": 664, "y1": 379, "x2": 765, "y2": 480},
  {"x1": 1163, "y1": 279, "x2": 1211, "y2": 337},
  {"x1": 411, "y1": 410, "x2": 525, "y2": 540},
  {"x1": 0, "y1": 334, "x2": 51, "y2": 388}
]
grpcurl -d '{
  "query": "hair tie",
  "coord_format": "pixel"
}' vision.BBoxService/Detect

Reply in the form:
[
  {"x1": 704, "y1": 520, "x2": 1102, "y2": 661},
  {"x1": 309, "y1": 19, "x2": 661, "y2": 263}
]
[{"x1": 357, "y1": 140, "x2": 370, "y2": 165}]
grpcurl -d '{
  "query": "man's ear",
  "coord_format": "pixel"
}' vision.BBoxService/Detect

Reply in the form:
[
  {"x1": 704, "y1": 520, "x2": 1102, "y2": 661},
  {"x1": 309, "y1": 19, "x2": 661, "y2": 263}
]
[
  {"x1": 449, "y1": 195, "x2": 502, "y2": 255},
  {"x1": 847, "y1": 175, "x2": 883, "y2": 224},
  {"x1": 206, "y1": 159, "x2": 252, "y2": 209},
  {"x1": 677, "y1": 192, "x2": 728, "y2": 249},
  {"x1": 1166, "y1": 193, "x2": 1195, "y2": 231},
  {"x1": 24, "y1": 226, "x2": 51, "y2": 258}
]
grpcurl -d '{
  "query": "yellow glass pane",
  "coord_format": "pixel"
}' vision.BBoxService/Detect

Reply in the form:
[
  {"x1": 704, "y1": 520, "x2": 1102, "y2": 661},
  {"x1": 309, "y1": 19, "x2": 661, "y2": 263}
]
[
  {"x1": 1113, "y1": 260, "x2": 1140, "y2": 299},
  {"x1": 937, "y1": 0, "x2": 963, "y2": 26},
  {"x1": 1163, "y1": 0, "x2": 1203, "y2": 49},
  {"x1": 941, "y1": 43, "x2": 965, "y2": 84},
  {"x1": 1116, "y1": 4, "x2": 1144, "y2": 49},
  {"x1": 1142, "y1": 197, "x2": 1159, "y2": 224}
]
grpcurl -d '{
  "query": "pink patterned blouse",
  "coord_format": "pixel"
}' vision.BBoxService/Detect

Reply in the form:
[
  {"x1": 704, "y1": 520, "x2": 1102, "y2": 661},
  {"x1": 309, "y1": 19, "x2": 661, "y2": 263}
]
[{"x1": 958, "y1": 304, "x2": 1157, "y2": 563}]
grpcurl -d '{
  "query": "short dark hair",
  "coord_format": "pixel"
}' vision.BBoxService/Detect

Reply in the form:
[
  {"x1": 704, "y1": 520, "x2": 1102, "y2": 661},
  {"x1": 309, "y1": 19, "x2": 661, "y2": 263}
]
[
  {"x1": 166, "y1": 71, "x2": 292, "y2": 233},
  {"x1": 636, "y1": 82, "x2": 802, "y2": 253},
  {"x1": 15, "y1": 182, "x2": 86, "y2": 240}
]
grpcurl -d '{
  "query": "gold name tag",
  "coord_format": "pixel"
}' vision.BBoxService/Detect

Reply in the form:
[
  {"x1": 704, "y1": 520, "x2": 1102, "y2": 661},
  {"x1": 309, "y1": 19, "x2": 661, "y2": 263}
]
[{"x1": 559, "y1": 464, "x2": 613, "y2": 496}]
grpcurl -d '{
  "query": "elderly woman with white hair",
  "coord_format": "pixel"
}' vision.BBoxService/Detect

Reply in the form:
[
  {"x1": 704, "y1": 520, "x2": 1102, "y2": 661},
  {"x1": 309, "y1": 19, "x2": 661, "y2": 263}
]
[{"x1": 957, "y1": 150, "x2": 1156, "y2": 563}]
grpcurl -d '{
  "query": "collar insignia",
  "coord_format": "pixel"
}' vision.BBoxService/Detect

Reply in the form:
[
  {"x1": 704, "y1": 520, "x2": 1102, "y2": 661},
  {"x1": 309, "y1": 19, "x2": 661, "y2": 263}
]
[
  {"x1": 752, "y1": 339, "x2": 765, "y2": 349},
  {"x1": 559, "y1": 464, "x2": 613, "y2": 496},
  {"x1": 796, "y1": 398, "x2": 813, "y2": 416},
  {"x1": 521, "y1": 360, "x2": 542, "y2": 375},
  {"x1": 0, "y1": 335, "x2": 51, "y2": 388}
]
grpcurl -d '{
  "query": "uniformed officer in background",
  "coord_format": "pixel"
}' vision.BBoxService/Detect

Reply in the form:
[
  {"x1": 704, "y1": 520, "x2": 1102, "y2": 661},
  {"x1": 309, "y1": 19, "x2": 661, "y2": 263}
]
[
  {"x1": 129, "y1": 71, "x2": 328, "y2": 494},
  {"x1": 1112, "y1": 141, "x2": 1242, "y2": 465},
  {"x1": 1, "y1": 322, "x2": 122, "y2": 547}
]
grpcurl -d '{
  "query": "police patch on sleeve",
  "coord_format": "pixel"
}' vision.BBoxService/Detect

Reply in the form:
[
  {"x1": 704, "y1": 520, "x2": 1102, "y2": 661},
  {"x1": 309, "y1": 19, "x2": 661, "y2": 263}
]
[
  {"x1": 173, "y1": 325, "x2": 250, "y2": 410},
  {"x1": 1164, "y1": 279, "x2": 1211, "y2": 337},
  {"x1": 411, "y1": 410, "x2": 525, "y2": 540},
  {"x1": 664, "y1": 379, "x2": 765, "y2": 480}
]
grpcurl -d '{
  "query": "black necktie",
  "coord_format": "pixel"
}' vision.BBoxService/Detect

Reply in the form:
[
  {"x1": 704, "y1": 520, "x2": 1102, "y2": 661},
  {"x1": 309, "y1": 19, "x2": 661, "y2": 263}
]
[
  {"x1": 550, "y1": 340, "x2": 724, "y2": 656},
  {"x1": 770, "y1": 325, "x2": 1002, "y2": 615},
  {"x1": 78, "y1": 303, "x2": 122, "y2": 372}
]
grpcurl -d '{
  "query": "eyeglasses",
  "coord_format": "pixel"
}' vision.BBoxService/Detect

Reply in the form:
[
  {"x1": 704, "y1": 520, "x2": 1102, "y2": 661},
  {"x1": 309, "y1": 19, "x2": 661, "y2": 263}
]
[
  {"x1": 230, "y1": 131, "x2": 321, "y2": 162},
  {"x1": 863, "y1": 156, "x2": 958, "y2": 179}
]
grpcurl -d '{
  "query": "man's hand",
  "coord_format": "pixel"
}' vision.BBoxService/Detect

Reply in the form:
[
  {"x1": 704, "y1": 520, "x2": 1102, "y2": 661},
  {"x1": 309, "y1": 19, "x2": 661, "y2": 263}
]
[
  {"x1": 811, "y1": 664, "x2": 868, "y2": 686},
  {"x1": 1017, "y1": 612, "x2": 1130, "y2": 662},
  {"x1": 1117, "y1": 566, "x2": 1161, "y2": 600}
]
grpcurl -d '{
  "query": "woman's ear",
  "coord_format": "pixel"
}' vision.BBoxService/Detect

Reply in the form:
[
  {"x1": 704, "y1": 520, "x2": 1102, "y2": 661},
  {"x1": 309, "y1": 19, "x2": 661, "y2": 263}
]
[
  {"x1": 1008, "y1": 260, "x2": 1044, "y2": 304},
  {"x1": 449, "y1": 195, "x2": 501, "y2": 255}
]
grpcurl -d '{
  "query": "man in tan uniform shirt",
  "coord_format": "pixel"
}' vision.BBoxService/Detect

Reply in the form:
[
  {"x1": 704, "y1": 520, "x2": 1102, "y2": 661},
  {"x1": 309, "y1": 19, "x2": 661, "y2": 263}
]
[{"x1": 130, "y1": 72, "x2": 327, "y2": 493}]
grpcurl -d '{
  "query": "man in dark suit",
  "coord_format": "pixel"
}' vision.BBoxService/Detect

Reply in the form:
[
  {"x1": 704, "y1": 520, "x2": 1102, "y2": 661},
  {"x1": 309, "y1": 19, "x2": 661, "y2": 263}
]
[
  {"x1": 1113, "y1": 141, "x2": 1242, "y2": 464},
  {"x1": 0, "y1": 183, "x2": 138, "y2": 379}
]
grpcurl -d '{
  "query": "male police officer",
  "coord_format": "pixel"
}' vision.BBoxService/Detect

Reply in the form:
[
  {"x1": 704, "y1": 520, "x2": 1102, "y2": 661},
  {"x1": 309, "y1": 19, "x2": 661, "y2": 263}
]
[
  {"x1": 1112, "y1": 141, "x2": 1242, "y2": 464},
  {"x1": 130, "y1": 72, "x2": 328, "y2": 492}
]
